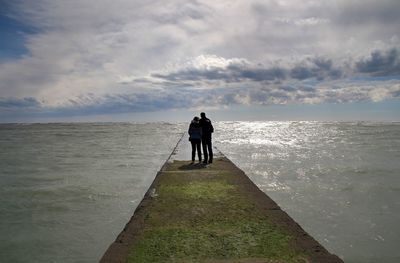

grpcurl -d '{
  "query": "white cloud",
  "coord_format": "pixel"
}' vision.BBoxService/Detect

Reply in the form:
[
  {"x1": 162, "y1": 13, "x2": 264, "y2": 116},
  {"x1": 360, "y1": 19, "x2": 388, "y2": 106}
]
[{"x1": 0, "y1": 0, "x2": 399, "y2": 119}]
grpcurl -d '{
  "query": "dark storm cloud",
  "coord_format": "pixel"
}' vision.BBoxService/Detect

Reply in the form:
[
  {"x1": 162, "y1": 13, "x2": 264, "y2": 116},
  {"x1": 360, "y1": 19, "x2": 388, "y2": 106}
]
[
  {"x1": 151, "y1": 48, "x2": 400, "y2": 87},
  {"x1": 153, "y1": 65, "x2": 288, "y2": 82},
  {"x1": 356, "y1": 48, "x2": 400, "y2": 76},
  {"x1": 152, "y1": 69, "x2": 230, "y2": 82},
  {"x1": 290, "y1": 58, "x2": 343, "y2": 81},
  {"x1": 228, "y1": 65, "x2": 287, "y2": 81},
  {"x1": 153, "y1": 56, "x2": 344, "y2": 84}
]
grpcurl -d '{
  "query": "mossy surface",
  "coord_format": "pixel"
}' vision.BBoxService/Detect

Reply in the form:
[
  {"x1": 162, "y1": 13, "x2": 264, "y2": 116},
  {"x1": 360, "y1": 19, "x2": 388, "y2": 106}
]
[
  {"x1": 126, "y1": 159, "x2": 307, "y2": 263},
  {"x1": 160, "y1": 181, "x2": 234, "y2": 200}
]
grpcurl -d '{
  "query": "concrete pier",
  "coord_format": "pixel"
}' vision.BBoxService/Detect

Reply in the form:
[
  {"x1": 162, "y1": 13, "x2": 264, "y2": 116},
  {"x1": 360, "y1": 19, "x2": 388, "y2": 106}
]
[{"x1": 101, "y1": 135, "x2": 343, "y2": 263}]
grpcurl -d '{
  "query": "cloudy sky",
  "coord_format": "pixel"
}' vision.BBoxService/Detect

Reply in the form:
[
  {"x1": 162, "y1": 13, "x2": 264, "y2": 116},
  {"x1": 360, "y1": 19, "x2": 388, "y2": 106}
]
[{"x1": 0, "y1": 0, "x2": 399, "y2": 122}]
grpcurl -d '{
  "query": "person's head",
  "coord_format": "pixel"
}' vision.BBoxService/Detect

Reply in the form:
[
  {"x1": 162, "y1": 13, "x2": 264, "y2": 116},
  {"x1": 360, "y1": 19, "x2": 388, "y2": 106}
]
[
  {"x1": 200, "y1": 112, "x2": 206, "y2": 118},
  {"x1": 193, "y1": 116, "x2": 200, "y2": 122}
]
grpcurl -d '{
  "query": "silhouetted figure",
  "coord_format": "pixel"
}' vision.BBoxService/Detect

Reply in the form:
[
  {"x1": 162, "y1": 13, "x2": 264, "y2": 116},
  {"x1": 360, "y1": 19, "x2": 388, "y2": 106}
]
[
  {"x1": 188, "y1": 116, "x2": 202, "y2": 164},
  {"x1": 199, "y1": 112, "x2": 214, "y2": 164}
]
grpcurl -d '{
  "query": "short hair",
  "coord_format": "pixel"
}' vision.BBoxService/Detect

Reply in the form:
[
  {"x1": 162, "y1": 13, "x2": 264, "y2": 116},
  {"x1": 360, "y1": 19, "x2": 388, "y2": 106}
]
[{"x1": 200, "y1": 112, "x2": 206, "y2": 117}]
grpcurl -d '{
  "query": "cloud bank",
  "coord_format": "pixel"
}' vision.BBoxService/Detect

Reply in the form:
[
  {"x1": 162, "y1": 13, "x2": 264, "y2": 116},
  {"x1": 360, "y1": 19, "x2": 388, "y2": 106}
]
[{"x1": 0, "y1": 0, "x2": 399, "y2": 119}]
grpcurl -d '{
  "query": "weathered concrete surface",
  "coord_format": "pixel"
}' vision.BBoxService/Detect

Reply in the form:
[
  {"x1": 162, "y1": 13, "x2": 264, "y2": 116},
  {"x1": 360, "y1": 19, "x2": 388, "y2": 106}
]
[{"x1": 101, "y1": 135, "x2": 343, "y2": 263}]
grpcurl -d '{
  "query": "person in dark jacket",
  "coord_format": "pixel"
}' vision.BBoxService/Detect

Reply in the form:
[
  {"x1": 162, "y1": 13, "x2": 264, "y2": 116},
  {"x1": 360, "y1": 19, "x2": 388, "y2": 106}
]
[
  {"x1": 199, "y1": 112, "x2": 214, "y2": 164},
  {"x1": 188, "y1": 116, "x2": 202, "y2": 164}
]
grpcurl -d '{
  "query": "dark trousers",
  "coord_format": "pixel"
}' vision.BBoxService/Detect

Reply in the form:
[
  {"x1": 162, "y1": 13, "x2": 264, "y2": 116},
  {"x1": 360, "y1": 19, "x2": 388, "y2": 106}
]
[
  {"x1": 202, "y1": 136, "x2": 213, "y2": 163},
  {"x1": 190, "y1": 139, "x2": 202, "y2": 162}
]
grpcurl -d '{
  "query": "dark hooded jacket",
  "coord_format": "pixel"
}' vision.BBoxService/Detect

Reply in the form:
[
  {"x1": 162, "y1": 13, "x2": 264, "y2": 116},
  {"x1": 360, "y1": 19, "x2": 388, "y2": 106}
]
[{"x1": 188, "y1": 120, "x2": 202, "y2": 141}]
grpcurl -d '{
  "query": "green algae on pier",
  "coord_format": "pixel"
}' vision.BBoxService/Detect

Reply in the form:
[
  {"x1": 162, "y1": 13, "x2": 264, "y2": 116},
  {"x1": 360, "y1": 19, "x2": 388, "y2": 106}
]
[
  {"x1": 101, "y1": 155, "x2": 342, "y2": 263},
  {"x1": 127, "y1": 160, "x2": 304, "y2": 263}
]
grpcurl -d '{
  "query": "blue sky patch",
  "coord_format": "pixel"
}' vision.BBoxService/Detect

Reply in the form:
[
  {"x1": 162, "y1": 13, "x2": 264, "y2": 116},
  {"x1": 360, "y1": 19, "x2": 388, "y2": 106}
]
[{"x1": 0, "y1": 4, "x2": 37, "y2": 60}]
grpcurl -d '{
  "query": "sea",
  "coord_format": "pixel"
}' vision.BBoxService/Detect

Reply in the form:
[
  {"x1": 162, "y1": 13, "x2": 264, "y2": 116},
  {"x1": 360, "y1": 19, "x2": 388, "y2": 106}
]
[{"x1": 0, "y1": 121, "x2": 399, "y2": 263}]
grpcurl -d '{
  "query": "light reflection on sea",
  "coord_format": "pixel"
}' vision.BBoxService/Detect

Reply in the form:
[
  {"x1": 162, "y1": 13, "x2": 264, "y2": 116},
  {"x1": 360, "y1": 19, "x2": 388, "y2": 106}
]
[
  {"x1": 214, "y1": 121, "x2": 400, "y2": 263},
  {"x1": 0, "y1": 121, "x2": 399, "y2": 262}
]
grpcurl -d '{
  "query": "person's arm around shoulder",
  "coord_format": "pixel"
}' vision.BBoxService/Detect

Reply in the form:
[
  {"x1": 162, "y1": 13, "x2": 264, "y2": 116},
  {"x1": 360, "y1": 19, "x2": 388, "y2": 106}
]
[{"x1": 207, "y1": 118, "x2": 214, "y2": 133}]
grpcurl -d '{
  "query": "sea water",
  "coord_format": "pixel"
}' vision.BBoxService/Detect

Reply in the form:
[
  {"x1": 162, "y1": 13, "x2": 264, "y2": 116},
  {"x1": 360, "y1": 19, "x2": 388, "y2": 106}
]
[
  {"x1": 0, "y1": 123, "x2": 185, "y2": 262},
  {"x1": 0, "y1": 122, "x2": 399, "y2": 262},
  {"x1": 214, "y1": 121, "x2": 400, "y2": 263}
]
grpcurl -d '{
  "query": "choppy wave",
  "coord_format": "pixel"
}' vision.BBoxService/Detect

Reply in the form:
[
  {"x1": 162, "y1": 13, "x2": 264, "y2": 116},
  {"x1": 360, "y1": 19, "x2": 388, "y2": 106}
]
[
  {"x1": 213, "y1": 121, "x2": 400, "y2": 262},
  {"x1": 0, "y1": 121, "x2": 399, "y2": 262},
  {"x1": 0, "y1": 123, "x2": 185, "y2": 262}
]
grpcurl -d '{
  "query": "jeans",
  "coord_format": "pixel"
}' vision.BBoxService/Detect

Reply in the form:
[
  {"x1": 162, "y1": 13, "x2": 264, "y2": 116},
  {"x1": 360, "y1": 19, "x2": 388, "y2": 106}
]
[
  {"x1": 202, "y1": 136, "x2": 213, "y2": 163},
  {"x1": 190, "y1": 139, "x2": 202, "y2": 162}
]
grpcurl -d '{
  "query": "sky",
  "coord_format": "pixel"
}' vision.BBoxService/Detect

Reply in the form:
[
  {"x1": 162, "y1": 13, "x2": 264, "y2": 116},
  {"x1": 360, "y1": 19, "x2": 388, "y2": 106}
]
[{"x1": 0, "y1": 0, "x2": 399, "y2": 122}]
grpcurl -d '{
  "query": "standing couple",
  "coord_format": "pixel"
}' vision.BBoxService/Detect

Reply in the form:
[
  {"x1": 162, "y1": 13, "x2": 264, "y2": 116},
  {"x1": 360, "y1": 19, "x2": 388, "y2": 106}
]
[{"x1": 188, "y1": 112, "x2": 214, "y2": 164}]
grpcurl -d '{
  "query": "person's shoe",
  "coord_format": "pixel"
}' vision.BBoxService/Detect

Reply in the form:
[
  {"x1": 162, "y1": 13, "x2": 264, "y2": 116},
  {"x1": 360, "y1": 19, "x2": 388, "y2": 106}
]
[
  {"x1": 202, "y1": 160, "x2": 208, "y2": 164},
  {"x1": 190, "y1": 161, "x2": 194, "y2": 165},
  {"x1": 208, "y1": 160, "x2": 213, "y2": 164}
]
